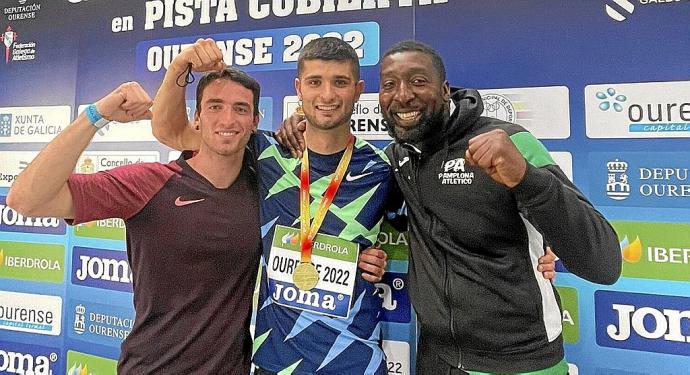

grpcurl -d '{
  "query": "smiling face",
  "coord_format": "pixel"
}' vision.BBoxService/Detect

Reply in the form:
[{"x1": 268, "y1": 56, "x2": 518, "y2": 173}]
[
  {"x1": 194, "y1": 79, "x2": 258, "y2": 157},
  {"x1": 295, "y1": 59, "x2": 364, "y2": 132},
  {"x1": 378, "y1": 51, "x2": 450, "y2": 143}
]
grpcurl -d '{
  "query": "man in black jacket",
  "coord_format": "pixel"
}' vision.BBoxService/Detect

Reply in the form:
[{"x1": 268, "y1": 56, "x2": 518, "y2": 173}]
[{"x1": 378, "y1": 41, "x2": 621, "y2": 374}]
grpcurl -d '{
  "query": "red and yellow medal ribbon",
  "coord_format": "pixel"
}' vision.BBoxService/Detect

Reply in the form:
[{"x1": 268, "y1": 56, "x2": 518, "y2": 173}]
[{"x1": 299, "y1": 134, "x2": 355, "y2": 263}]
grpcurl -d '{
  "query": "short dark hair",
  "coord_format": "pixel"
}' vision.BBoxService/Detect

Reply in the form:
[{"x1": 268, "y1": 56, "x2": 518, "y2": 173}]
[
  {"x1": 195, "y1": 67, "x2": 261, "y2": 116},
  {"x1": 297, "y1": 37, "x2": 360, "y2": 80},
  {"x1": 383, "y1": 40, "x2": 446, "y2": 81}
]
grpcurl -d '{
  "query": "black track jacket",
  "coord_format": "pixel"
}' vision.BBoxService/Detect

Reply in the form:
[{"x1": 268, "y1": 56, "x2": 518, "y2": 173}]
[{"x1": 385, "y1": 88, "x2": 621, "y2": 373}]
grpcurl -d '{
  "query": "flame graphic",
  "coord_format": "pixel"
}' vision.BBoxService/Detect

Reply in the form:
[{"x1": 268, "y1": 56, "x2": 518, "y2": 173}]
[
  {"x1": 281, "y1": 233, "x2": 294, "y2": 245},
  {"x1": 281, "y1": 232, "x2": 301, "y2": 245},
  {"x1": 67, "y1": 363, "x2": 92, "y2": 375},
  {"x1": 620, "y1": 235, "x2": 642, "y2": 263}
]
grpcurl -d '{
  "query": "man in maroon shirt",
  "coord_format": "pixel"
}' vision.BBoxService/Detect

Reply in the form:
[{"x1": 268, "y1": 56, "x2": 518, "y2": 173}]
[{"x1": 8, "y1": 75, "x2": 262, "y2": 374}]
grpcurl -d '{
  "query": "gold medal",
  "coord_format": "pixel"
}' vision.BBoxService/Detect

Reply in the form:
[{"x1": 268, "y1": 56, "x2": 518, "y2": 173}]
[
  {"x1": 293, "y1": 135, "x2": 354, "y2": 291},
  {"x1": 293, "y1": 262, "x2": 319, "y2": 291}
]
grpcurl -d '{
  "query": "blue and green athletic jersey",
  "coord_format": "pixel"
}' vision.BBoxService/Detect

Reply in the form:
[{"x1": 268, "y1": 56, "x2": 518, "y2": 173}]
[{"x1": 252, "y1": 131, "x2": 393, "y2": 375}]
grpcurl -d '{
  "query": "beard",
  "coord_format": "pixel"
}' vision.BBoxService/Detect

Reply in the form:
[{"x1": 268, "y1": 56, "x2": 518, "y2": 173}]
[{"x1": 385, "y1": 107, "x2": 446, "y2": 145}]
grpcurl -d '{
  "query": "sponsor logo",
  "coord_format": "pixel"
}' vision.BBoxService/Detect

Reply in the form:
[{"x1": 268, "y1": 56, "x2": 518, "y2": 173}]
[
  {"x1": 556, "y1": 287, "x2": 579, "y2": 344},
  {"x1": 268, "y1": 225, "x2": 357, "y2": 318},
  {"x1": 280, "y1": 232, "x2": 299, "y2": 246},
  {"x1": 0, "y1": 107, "x2": 70, "y2": 143},
  {"x1": 596, "y1": 290, "x2": 690, "y2": 356},
  {"x1": 382, "y1": 340, "x2": 410, "y2": 375},
  {"x1": 0, "y1": 151, "x2": 36, "y2": 188},
  {"x1": 605, "y1": 0, "x2": 635, "y2": 22},
  {"x1": 73, "y1": 304, "x2": 85, "y2": 335},
  {"x1": 438, "y1": 157, "x2": 474, "y2": 185},
  {"x1": 1, "y1": 25, "x2": 17, "y2": 64},
  {"x1": 398, "y1": 157, "x2": 409, "y2": 167},
  {"x1": 478, "y1": 86, "x2": 570, "y2": 139},
  {"x1": 345, "y1": 171, "x2": 373, "y2": 182},
  {"x1": 482, "y1": 93, "x2": 515, "y2": 123},
  {"x1": 585, "y1": 81, "x2": 690, "y2": 138},
  {"x1": 174, "y1": 196, "x2": 205, "y2": 207},
  {"x1": 614, "y1": 221, "x2": 690, "y2": 282},
  {"x1": 0, "y1": 341, "x2": 61, "y2": 375},
  {"x1": 606, "y1": 159, "x2": 630, "y2": 201},
  {"x1": 270, "y1": 282, "x2": 337, "y2": 311},
  {"x1": 0, "y1": 114, "x2": 11, "y2": 136},
  {"x1": 444, "y1": 157, "x2": 465, "y2": 172},
  {"x1": 0, "y1": 241, "x2": 64, "y2": 283},
  {"x1": 72, "y1": 247, "x2": 132, "y2": 293},
  {"x1": 76, "y1": 151, "x2": 159, "y2": 173},
  {"x1": 69, "y1": 301, "x2": 134, "y2": 347},
  {"x1": 375, "y1": 272, "x2": 410, "y2": 323},
  {"x1": 77, "y1": 156, "x2": 95, "y2": 173},
  {"x1": 0, "y1": 196, "x2": 66, "y2": 235},
  {"x1": 590, "y1": 152, "x2": 690, "y2": 208},
  {"x1": 0, "y1": 291, "x2": 62, "y2": 335},
  {"x1": 0, "y1": 25, "x2": 36, "y2": 64},
  {"x1": 596, "y1": 87, "x2": 627, "y2": 113},
  {"x1": 3, "y1": 1, "x2": 42, "y2": 22},
  {"x1": 73, "y1": 218, "x2": 126, "y2": 241},
  {"x1": 66, "y1": 351, "x2": 117, "y2": 375},
  {"x1": 377, "y1": 221, "x2": 409, "y2": 261},
  {"x1": 604, "y1": 0, "x2": 689, "y2": 23}
]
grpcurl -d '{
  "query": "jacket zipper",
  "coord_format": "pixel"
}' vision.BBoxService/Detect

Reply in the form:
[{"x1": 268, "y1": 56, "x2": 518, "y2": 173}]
[
  {"x1": 413, "y1": 151, "x2": 464, "y2": 370},
  {"x1": 443, "y1": 233, "x2": 464, "y2": 370}
]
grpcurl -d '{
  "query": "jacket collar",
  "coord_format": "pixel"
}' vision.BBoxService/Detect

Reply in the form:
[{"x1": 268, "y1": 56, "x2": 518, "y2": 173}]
[{"x1": 401, "y1": 87, "x2": 484, "y2": 156}]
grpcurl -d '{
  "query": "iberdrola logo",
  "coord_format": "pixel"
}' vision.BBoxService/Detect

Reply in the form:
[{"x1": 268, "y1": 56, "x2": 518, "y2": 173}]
[
  {"x1": 0, "y1": 249, "x2": 4, "y2": 267},
  {"x1": 66, "y1": 350, "x2": 117, "y2": 375},
  {"x1": 620, "y1": 235, "x2": 642, "y2": 263},
  {"x1": 67, "y1": 363, "x2": 94, "y2": 375},
  {"x1": 281, "y1": 232, "x2": 300, "y2": 246}
]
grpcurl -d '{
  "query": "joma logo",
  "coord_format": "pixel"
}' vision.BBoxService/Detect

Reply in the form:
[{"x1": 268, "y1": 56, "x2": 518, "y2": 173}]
[
  {"x1": 75, "y1": 255, "x2": 132, "y2": 283},
  {"x1": 0, "y1": 349, "x2": 56, "y2": 375}
]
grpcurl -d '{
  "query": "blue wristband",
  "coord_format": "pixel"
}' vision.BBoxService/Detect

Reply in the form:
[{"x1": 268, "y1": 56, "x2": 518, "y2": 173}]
[{"x1": 85, "y1": 104, "x2": 111, "y2": 129}]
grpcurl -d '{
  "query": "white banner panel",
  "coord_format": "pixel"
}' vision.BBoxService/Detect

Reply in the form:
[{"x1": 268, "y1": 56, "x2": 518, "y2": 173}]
[
  {"x1": 478, "y1": 86, "x2": 571, "y2": 139},
  {"x1": 585, "y1": 81, "x2": 690, "y2": 138},
  {"x1": 0, "y1": 106, "x2": 71, "y2": 143}
]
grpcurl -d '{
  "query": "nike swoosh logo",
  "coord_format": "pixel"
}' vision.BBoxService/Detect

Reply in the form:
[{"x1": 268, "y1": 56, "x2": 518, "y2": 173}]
[
  {"x1": 399, "y1": 157, "x2": 410, "y2": 167},
  {"x1": 345, "y1": 171, "x2": 373, "y2": 182},
  {"x1": 175, "y1": 197, "x2": 205, "y2": 207}
]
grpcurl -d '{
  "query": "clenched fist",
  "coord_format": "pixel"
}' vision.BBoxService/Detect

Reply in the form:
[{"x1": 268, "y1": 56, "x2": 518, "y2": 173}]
[
  {"x1": 171, "y1": 38, "x2": 226, "y2": 73},
  {"x1": 95, "y1": 82, "x2": 153, "y2": 123},
  {"x1": 465, "y1": 129, "x2": 527, "y2": 188}
]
